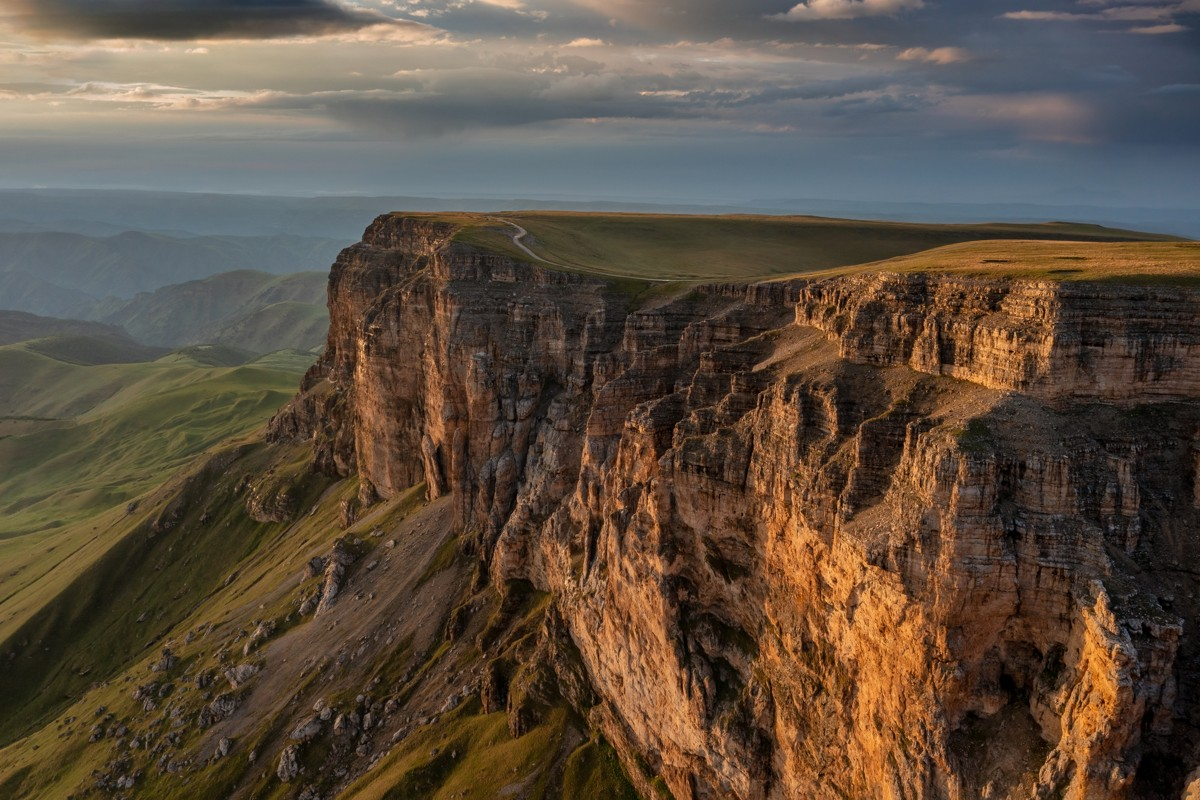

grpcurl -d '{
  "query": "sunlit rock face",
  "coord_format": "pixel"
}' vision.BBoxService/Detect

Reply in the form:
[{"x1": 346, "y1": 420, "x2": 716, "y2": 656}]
[{"x1": 271, "y1": 215, "x2": 1200, "y2": 800}]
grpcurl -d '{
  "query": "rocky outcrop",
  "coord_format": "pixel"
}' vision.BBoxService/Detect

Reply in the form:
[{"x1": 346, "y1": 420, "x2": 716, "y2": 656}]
[
  {"x1": 795, "y1": 273, "x2": 1200, "y2": 405},
  {"x1": 270, "y1": 215, "x2": 1200, "y2": 800}
]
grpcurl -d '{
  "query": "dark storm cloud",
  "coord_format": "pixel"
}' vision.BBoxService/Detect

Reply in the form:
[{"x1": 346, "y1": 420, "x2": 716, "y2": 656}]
[{"x1": 1, "y1": 0, "x2": 402, "y2": 41}]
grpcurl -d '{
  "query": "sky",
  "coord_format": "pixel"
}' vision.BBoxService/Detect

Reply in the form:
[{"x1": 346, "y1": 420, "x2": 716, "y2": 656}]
[{"x1": 0, "y1": 0, "x2": 1197, "y2": 207}]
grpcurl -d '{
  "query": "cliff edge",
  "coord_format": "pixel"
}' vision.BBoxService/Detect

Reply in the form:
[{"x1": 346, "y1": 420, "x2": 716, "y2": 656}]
[{"x1": 270, "y1": 214, "x2": 1200, "y2": 800}]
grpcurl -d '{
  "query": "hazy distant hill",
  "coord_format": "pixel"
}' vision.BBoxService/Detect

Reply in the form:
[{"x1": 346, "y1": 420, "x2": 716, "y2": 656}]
[
  {"x1": 0, "y1": 230, "x2": 346, "y2": 317},
  {"x1": 76, "y1": 269, "x2": 328, "y2": 354},
  {"x1": 0, "y1": 188, "x2": 1196, "y2": 239},
  {"x1": 0, "y1": 310, "x2": 128, "y2": 346}
]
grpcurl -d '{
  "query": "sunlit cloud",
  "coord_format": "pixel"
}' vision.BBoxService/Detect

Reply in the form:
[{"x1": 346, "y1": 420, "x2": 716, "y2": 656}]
[
  {"x1": 896, "y1": 46, "x2": 971, "y2": 65},
  {"x1": 770, "y1": 0, "x2": 924, "y2": 22},
  {"x1": 1130, "y1": 22, "x2": 1189, "y2": 32}
]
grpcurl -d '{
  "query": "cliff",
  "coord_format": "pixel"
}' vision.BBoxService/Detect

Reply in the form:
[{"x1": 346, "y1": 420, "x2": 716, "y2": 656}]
[{"x1": 270, "y1": 215, "x2": 1200, "y2": 800}]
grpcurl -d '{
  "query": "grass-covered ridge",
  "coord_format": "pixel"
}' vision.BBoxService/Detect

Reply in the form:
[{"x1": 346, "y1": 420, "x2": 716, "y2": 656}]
[
  {"x1": 0, "y1": 341, "x2": 312, "y2": 654},
  {"x1": 0, "y1": 343, "x2": 310, "y2": 538},
  {"x1": 392, "y1": 211, "x2": 1183, "y2": 283},
  {"x1": 77, "y1": 269, "x2": 330, "y2": 353},
  {"x1": 827, "y1": 239, "x2": 1200, "y2": 285}
]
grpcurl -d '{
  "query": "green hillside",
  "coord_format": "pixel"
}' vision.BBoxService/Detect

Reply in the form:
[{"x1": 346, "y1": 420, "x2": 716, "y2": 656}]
[
  {"x1": 447, "y1": 212, "x2": 1183, "y2": 282},
  {"x1": 0, "y1": 310, "x2": 130, "y2": 346},
  {"x1": 79, "y1": 270, "x2": 329, "y2": 353},
  {"x1": 822, "y1": 239, "x2": 1200, "y2": 285},
  {"x1": 0, "y1": 341, "x2": 311, "y2": 650}
]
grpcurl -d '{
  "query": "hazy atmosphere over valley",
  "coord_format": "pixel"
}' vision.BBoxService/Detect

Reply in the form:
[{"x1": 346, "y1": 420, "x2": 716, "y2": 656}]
[{"x1": 2, "y1": 3, "x2": 1200, "y2": 800}]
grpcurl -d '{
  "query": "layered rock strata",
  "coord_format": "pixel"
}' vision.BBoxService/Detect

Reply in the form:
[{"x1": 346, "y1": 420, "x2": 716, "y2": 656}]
[{"x1": 271, "y1": 215, "x2": 1200, "y2": 800}]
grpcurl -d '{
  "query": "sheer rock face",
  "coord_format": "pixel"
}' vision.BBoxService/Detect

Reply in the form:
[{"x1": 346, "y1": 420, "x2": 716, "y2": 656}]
[
  {"x1": 270, "y1": 215, "x2": 1200, "y2": 800},
  {"x1": 795, "y1": 273, "x2": 1200, "y2": 405}
]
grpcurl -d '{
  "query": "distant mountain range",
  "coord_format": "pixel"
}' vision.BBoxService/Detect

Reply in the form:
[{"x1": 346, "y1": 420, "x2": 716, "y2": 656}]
[
  {"x1": 76, "y1": 270, "x2": 328, "y2": 353},
  {"x1": 0, "y1": 229, "x2": 345, "y2": 317},
  {"x1": 0, "y1": 310, "x2": 128, "y2": 347},
  {"x1": 0, "y1": 188, "x2": 1192, "y2": 361},
  {"x1": 1, "y1": 188, "x2": 1196, "y2": 239}
]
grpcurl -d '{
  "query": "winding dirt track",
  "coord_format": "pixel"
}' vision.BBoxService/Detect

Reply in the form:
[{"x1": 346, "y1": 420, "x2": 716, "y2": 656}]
[{"x1": 492, "y1": 218, "x2": 672, "y2": 282}]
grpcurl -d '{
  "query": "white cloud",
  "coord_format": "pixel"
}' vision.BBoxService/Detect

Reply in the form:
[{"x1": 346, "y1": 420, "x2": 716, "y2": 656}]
[
  {"x1": 897, "y1": 46, "x2": 971, "y2": 65},
  {"x1": 770, "y1": 0, "x2": 924, "y2": 22},
  {"x1": 565, "y1": 37, "x2": 605, "y2": 47}
]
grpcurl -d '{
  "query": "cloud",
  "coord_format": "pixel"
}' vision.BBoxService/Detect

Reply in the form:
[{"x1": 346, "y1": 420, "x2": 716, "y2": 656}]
[
  {"x1": 1003, "y1": 1, "x2": 1192, "y2": 28},
  {"x1": 1002, "y1": 11, "x2": 1090, "y2": 21},
  {"x1": 770, "y1": 0, "x2": 924, "y2": 22},
  {"x1": 0, "y1": 0, "x2": 412, "y2": 41},
  {"x1": 1150, "y1": 82, "x2": 1200, "y2": 94},
  {"x1": 897, "y1": 46, "x2": 971, "y2": 64},
  {"x1": 1130, "y1": 22, "x2": 1188, "y2": 33}
]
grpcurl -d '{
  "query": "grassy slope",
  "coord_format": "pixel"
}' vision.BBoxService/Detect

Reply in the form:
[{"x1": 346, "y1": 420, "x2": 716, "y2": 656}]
[
  {"x1": 0, "y1": 451, "x2": 640, "y2": 800},
  {"x1": 820, "y1": 239, "x2": 1200, "y2": 285},
  {"x1": 439, "y1": 211, "x2": 1183, "y2": 283},
  {"x1": 204, "y1": 299, "x2": 329, "y2": 354},
  {"x1": 0, "y1": 343, "x2": 310, "y2": 648},
  {"x1": 82, "y1": 269, "x2": 329, "y2": 353},
  {"x1": 0, "y1": 310, "x2": 129, "y2": 347}
]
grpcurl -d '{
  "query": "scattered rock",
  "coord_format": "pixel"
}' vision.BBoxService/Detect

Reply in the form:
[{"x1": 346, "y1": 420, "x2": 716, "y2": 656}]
[
  {"x1": 339, "y1": 497, "x2": 359, "y2": 529},
  {"x1": 224, "y1": 663, "x2": 260, "y2": 689},
  {"x1": 214, "y1": 737, "x2": 232, "y2": 760},
  {"x1": 198, "y1": 693, "x2": 241, "y2": 728},
  {"x1": 299, "y1": 593, "x2": 319, "y2": 616},
  {"x1": 289, "y1": 716, "x2": 323, "y2": 743},
  {"x1": 333, "y1": 711, "x2": 360, "y2": 737},
  {"x1": 149, "y1": 647, "x2": 177, "y2": 673},
  {"x1": 277, "y1": 745, "x2": 300, "y2": 783},
  {"x1": 243, "y1": 621, "x2": 276, "y2": 657},
  {"x1": 315, "y1": 537, "x2": 362, "y2": 616}
]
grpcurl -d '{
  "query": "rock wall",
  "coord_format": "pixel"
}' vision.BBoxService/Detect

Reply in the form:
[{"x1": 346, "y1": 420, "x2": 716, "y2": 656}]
[{"x1": 270, "y1": 215, "x2": 1200, "y2": 800}]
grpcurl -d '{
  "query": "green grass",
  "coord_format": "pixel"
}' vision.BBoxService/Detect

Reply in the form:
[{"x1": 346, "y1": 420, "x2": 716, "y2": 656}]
[
  {"x1": 833, "y1": 240, "x2": 1200, "y2": 285},
  {"x1": 344, "y1": 699, "x2": 572, "y2": 800},
  {"x1": 0, "y1": 442, "x2": 326, "y2": 747},
  {"x1": 402, "y1": 211, "x2": 1182, "y2": 283},
  {"x1": 23, "y1": 333, "x2": 167, "y2": 365},
  {"x1": 0, "y1": 440, "x2": 350, "y2": 798},
  {"x1": 0, "y1": 342, "x2": 309, "y2": 652},
  {"x1": 0, "y1": 351, "x2": 307, "y2": 538},
  {"x1": 562, "y1": 738, "x2": 640, "y2": 800},
  {"x1": 416, "y1": 531, "x2": 461, "y2": 589}
]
